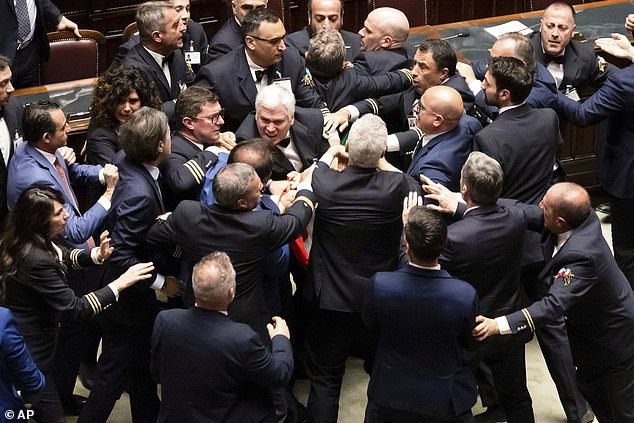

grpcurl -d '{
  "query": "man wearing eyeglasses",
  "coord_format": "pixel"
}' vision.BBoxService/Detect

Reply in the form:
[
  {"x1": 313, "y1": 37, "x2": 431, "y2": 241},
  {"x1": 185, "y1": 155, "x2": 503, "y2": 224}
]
[
  {"x1": 208, "y1": 0, "x2": 268, "y2": 62},
  {"x1": 160, "y1": 86, "x2": 236, "y2": 210},
  {"x1": 195, "y1": 7, "x2": 326, "y2": 133}
]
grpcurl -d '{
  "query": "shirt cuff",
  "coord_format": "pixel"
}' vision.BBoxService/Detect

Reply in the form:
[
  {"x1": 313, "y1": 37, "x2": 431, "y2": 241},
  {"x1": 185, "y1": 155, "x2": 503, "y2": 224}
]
[
  {"x1": 97, "y1": 196, "x2": 111, "y2": 211},
  {"x1": 98, "y1": 167, "x2": 105, "y2": 184},
  {"x1": 297, "y1": 180, "x2": 313, "y2": 192},
  {"x1": 151, "y1": 273, "x2": 165, "y2": 290},
  {"x1": 107, "y1": 283, "x2": 120, "y2": 301},
  {"x1": 319, "y1": 151, "x2": 334, "y2": 166},
  {"x1": 495, "y1": 316, "x2": 512, "y2": 335},
  {"x1": 206, "y1": 145, "x2": 225, "y2": 154},
  {"x1": 90, "y1": 247, "x2": 104, "y2": 264},
  {"x1": 386, "y1": 134, "x2": 400, "y2": 152},
  {"x1": 468, "y1": 80, "x2": 482, "y2": 96},
  {"x1": 343, "y1": 105, "x2": 360, "y2": 122}
]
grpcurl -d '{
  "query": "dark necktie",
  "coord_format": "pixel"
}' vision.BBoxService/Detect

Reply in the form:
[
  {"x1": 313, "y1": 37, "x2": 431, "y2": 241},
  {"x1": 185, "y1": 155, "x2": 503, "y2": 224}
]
[
  {"x1": 15, "y1": 0, "x2": 31, "y2": 43},
  {"x1": 162, "y1": 53, "x2": 174, "y2": 68},
  {"x1": 255, "y1": 70, "x2": 266, "y2": 83},
  {"x1": 544, "y1": 53, "x2": 565, "y2": 65},
  {"x1": 278, "y1": 137, "x2": 291, "y2": 148}
]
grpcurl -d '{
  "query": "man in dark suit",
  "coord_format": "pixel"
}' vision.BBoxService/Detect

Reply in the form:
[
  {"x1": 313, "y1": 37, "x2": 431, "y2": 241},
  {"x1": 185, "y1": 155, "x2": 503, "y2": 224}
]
[
  {"x1": 474, "y1": 182, "x2": 634, "y2": 423},
  {"x1": 556, "y1": 33, "x2": 634, "y2": 293},
  {"x1": 160, "y1": 86, "x2": 230, "y2": 210},
  {"x1": 122, "y1": 1, "x2": 193, "y2": 107},
  {"x1": 364, "y1": 205, "x2": 478, "y2": 422},
  {"x1": 286, "y1": 0, "x2": 360, "y2": 61},
  {"x1": 430, "y1": 152, "x2": 543, "y2": 422},
  {"x1": 354, "y1": 7, "x2": 415, "y2": 75},
  {"x1": 0, "y1": 0, "x2": 79, "y2": 88},
  {"x1": 0, "y1": 56, "x2": 22, "y2": 223},
  {"x1": 78, "y1": 107, "x2": 182, "y2": 423},
  {"x1": 196, "y1": 8, "x2": 326, "y2": 133},
  {"x1": 405, "y1": 86, "x2": 479, "y2": 191},
  {"x1": 208, "y1": 0, "x2": 267, "y2": 62},
  {"x1": 151, "y1": 251, "x2": 293, "y2": 423},
  {"x1": 305, "y1": 115, "x2": 415, "y2": 423},
  {"x1": 235, "y1": 84, "x2": 329, "y2": 181},
  {"x1": 532, "y1": 2, "x2": 610, "y2": 93}
]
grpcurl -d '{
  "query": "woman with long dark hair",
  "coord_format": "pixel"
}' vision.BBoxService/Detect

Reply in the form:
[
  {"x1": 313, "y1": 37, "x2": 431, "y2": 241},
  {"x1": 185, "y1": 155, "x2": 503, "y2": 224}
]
[{"x1": 0, "y1": 186, "x2": 154, "y2": 423}]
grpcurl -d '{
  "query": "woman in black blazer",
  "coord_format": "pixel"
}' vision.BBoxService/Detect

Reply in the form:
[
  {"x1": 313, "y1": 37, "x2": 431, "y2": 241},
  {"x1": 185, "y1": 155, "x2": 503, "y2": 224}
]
[{"x1": 0, "y1": 187, "x2": 154, "y2": 423}]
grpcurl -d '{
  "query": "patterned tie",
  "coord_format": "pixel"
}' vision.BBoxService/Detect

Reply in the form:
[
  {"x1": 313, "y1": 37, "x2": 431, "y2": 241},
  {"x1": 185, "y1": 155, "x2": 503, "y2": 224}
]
[
  {"x1": 54, "y1": 158, "x2": 95, "y2": 248},
  {"x1": 14, "y1": 0, "x2": 31, "y2": 44}
]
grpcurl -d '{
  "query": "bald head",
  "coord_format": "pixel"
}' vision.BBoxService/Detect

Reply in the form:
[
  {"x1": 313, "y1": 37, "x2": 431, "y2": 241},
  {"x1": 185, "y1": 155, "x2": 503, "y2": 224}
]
[
  {"x1": 541, "y1": 182, "x2": 592, "y2": 233},
  {"x1": 491, "y1": 33, "x2": 536, "y2": 73},
  {"x1": 416, "y1": 85, "x2": 463, "y2": 134},
  {"x1": 359, "y1": 7, "x2": 409, "y2": 51},
  {"x1": 541, "y1": 2, "x2": 576, "y2": 56}
]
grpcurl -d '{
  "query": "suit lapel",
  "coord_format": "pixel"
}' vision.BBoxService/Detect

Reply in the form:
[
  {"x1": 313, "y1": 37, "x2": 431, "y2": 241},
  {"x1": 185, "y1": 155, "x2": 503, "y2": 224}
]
[
  {"x1": 26, "y1": 145, "x2": 80, "y2": 211},
  {"x1": 137, "y1": 45, "x2": 171, "y2": 95},
  {"x1": 238, "y1": 50, "x2": 258, "y2": 107},
  {"x1": 135, "y1": 161, "x2": 166, "y2": 213},
  {"x1": 289, "y1": 122, "x2": 312, "y2": 168},
  {"x1": 407, "y1": 128, "x2": 455, "y2": 175}
]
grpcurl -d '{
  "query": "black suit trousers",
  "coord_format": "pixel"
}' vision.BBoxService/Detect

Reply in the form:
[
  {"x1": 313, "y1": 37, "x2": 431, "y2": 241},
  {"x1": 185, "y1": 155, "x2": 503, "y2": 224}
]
[{"x1": 609, "y1": 195, "x2": 634, "y2": 291}]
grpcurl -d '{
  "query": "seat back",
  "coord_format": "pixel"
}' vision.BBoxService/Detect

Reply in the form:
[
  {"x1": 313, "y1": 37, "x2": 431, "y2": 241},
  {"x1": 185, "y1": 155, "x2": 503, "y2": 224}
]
[
  {"x1": 40, "y1": 30, "x2": 106, "y2": 85},
  {"x1": 122, "y1": 22, "x2": 138, "y2": 42}
]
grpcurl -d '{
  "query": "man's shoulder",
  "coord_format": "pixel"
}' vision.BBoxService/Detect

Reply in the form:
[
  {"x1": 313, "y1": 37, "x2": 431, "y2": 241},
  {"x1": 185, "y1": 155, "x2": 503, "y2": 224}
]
[
  {"x1": 169, "y1": 133, "x2": 200, "y2": 155},
  {"x1": 286, "y1": 28, "x2": 309, "y2": 48}
]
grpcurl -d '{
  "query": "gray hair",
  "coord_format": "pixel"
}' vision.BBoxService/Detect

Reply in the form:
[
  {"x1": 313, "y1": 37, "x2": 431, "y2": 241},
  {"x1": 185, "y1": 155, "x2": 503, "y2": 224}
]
[
  {"x1": 306, "y1": 29, "x2": 345, "y2": 78},
  {"x1": 460, "y1": 151, "x2": 504, "y2": 205},
  {"x1": 212, "y1": 163, "x2": 257, "y2": 208},
  {"x1": 119, "y1": 106, "x2": 169, "y2": 164},
  {"x1": 255, "y1": 84, "x2": 295, "y2": 118},
  {"x1": 496, "y1": 32, "x2": 536, "y2": 73},
  {"x1": 137, "y1": 1, "x2": 173, "y2": 42},
  {"x1": 346, "y1": 115, "x2": 387, "y2": 168},
  {"x1": 192, "y1": 251, "x2": 236, "y2": 308}
]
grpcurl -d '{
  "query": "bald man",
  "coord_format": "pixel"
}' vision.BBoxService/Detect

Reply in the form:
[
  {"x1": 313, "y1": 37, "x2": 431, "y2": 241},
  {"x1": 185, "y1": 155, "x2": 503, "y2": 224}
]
[
  {"x1": 406, "y1": 86, "x2": 481, "y2": 191},
  {"x1": 474, "y1": 182, "x2": 634, "y2": 423},
  {"x1": 353, "y1": 7, "x2": 415, "y2": 75}
]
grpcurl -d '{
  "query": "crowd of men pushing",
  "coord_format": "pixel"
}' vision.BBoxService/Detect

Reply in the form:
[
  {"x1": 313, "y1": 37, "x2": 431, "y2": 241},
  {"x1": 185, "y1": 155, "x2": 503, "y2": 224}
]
[{"x1": 1, "y1": 0, "x2": 634, "y2": 422}]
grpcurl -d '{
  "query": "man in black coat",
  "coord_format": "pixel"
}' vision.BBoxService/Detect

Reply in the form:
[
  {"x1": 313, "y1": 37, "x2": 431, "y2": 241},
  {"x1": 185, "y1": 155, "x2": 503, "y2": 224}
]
[
  {"x1": 208, "y1": 0, "x2": 267, "y2": 62},
  {"x1": 122, "y1": 1, "x2": 193, "y2": 106},
  {"x1": 0, "y1": 56, "x2": 22, "y2": 223},
  {"x1": 286, "y1": 0, "x2": 360, "y2": 61},
  {"x1": 151, "y1": 252, "x2": 294, "y2": 423},
  {"x1": 475, "y1": 182, "x2": 634, "y2": 423}
]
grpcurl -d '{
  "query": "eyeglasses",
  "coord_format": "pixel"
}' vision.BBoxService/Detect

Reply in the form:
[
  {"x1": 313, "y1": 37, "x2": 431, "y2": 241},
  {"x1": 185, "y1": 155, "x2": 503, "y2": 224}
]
[
  {"x1": 248, "y1": 34, "x2": 286, "y2": 46},
  {"x1": 193, "y1": 109, "x2": 225, "y2": 125},
  {"x1": 412, "y1": 100, "x2": 442, "y2": 118},
  {"x1": 240, "y1": 4, "x2": 265, "y2": 12}
]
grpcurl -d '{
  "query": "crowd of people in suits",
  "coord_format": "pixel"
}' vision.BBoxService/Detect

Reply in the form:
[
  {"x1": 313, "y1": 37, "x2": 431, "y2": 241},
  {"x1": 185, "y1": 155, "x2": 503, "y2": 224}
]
[{"x1": 1, "y1": 0, "x2": 634, "y2": 422}]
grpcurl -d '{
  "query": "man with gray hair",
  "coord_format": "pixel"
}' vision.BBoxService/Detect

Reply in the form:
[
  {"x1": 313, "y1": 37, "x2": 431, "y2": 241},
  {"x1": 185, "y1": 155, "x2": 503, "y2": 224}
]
[
  {"x1": 305, "y1": 114, "x2": 417, "y2": 423},
  {"x1": 151, "y1": 251, "x2": 294, "y2": 422},
  {"x1": 235, "y1": 84, "x2": 329, "y2": 181},
  {"x1": 122, "y1": 1, "x2": 193, "y2": 105}
]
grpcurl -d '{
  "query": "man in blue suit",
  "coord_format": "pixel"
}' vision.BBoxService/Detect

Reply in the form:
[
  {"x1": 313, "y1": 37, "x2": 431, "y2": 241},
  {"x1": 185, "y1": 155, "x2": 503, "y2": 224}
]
[
  {"x1": 7, "y1": 101, "x2": 117, "y2": 248},
  {"x1": 363, "y1": 203, "x2": 478, "y2": 422},
  {"x1": 151, "y1": 251, "x2": 294, "y2": 423},
  {"x1": 556, "y1": 33, "x2": 634, "y2": 292},
  {"x1": 405, "y1": 85, "x2": 480, "y2": 191}
]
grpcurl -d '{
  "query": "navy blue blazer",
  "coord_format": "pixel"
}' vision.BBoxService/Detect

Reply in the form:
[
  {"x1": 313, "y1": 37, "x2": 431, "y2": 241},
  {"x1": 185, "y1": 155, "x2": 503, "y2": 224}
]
[
  {"x1": 555, "y1": 63, "x2": 634, "y2": 199},
  {"x1": 194, "y1": 46, "x2": 325, "y2": 132},
  {"x1": 0, "y1": 97, "x2": 23, "y2": 221},
  {"x1": 363, "y1": 266, "x2": 478, "y2": 418},
  {"x1": 506, "y1": 212, "x2": 634, "y2": 370},
  {"x1": 406, "y1": 114, "x2": 480, "y2": 191},
  {"x1": 208, "y1": 18, "x2": 242, "y2": 62},
  {"x1": 0, "y1": 0, "x2": 60, "y2": 61},
  {"x1": 7, "y1": 142, "x2": 107, "y2": 248},
  {"x1": 352, "y1": 46, "x2": 416, "y2": 76},
  {"x1": 0, "y1": 307, "x2": 44, "y2": 410},
  {"x1": 286, "y1": 27, "x2": 361, "y2": 61},
  {"x1": 151, "y1": 307, "x2": 292, "y2": 423}
]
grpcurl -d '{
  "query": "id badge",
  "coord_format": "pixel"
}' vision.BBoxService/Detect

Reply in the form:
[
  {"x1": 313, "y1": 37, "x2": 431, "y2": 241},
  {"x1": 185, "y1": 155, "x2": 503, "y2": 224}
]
[
  {"x1": 185, "y1": 51, "x2": 201, "y2": 65},
  {"x1": 272, "y1": 77, "x2": 293, "y2": 93},
  {"x1": 408, "y1": 115, "x2": 417, "y2": 130}
]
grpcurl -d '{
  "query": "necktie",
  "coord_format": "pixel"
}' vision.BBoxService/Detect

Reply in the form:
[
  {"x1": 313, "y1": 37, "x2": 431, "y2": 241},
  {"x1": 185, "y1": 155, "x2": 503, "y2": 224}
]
[
  {"x1": 161, "y1": 53, "x2": 174, "y2": 68},
  {"x1": 14, "y1": 0, "x2": 31, "y2": 43},
  {"x1": 277, "y1": 137, "x2": 291, "y2": 148},
  {"x1": 544, "y1": 54, "x2": 565, "y2": 65},
  {"x1": 255, "y1": 70, "x2": 265, "y2": 83}
]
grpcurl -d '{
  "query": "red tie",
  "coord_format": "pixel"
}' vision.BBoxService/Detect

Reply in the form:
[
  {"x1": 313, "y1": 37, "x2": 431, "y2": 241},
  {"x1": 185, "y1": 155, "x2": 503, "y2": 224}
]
[{"x1": 54, "y1": 158, "x2": 95, "y2": 248}]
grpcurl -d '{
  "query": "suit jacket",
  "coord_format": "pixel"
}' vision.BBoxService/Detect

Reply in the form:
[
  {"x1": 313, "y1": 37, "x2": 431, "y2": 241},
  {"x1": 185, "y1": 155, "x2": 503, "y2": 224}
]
[
  {"x1": 406, "y1": 114, "x2": 480, "y2": 191},
  {"x1": 352, "y1": 46, "x2": 416, "y2": 76},
  {"x1": 441, "y1": 201, "x2": 543, "y2": 316},
  {"x1": 122, "y1": 43, "x2": 193, "y2": 103},
  {"x1": 473, "y1": 103, "x2": 560, "y2": 205},
  {"x1": 286, "y1": 27, "x2": 361, "y2": 61},
  {"x1": 100, "y1": 153, "x2": 166, "y2": 328},
  {"x1": 531, "y1": 33, "x2": 610, "y2": 92},
  {"x1": 7, "y1": 142, "x2": 107, "y2": 248},
  {"x1": 555, "y1": 64, "x2": 634, "y2": 199},
  {"x1": 235, "y1": 111, "x2": 329, "y2": 180},
  {"x1": 0, "y1": 97, "x2": 23, "y2": 221},
  {"x1": 86, "y1": 124, "x2": 118, "y2": 167},
  {"x1": 309, "y1": 162, "x2": 414, "y2": 313},
  {"x1": 0, "y1": 0, "x2": 60, "y2": 61},
  {"x1": 151, "y1": 307, "x2": 293, "y2": 423},
  {"x1": 0, "y1": 307, "x2": 45, "y2": 409},
  {"x1": 6, "y1": 246, "x2": 115, "y2": 371},
  {"x1": 208, "y1": 17, "x2": 242, "y2": 62},
  {"x1": 506, "y1": 212, "x2": 634, "y2": 370},
  {"x1": 363, "y1": 266, "x2": 478, "y2": 417},
  {"x1": 194, "y1": 46, "x2": 325, "y2": 132},
  {"x1": 144, "y1": 191, "x2": 316, "y2": 340},
  {"x1": 159, "y1": 132, "x2": 218, "y2": 210}
]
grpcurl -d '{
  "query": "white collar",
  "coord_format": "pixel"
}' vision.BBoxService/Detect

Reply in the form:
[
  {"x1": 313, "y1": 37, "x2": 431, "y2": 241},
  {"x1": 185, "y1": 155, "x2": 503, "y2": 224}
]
[
  {"x1": 143, "y1": 46, "x2": 166, "y2": 69},
  {"x1": 142, "y1": 163, "x2": 161, "y2": 181},
  {"x1": 35, "y1": 147, "x2": 57, "y2": 165},
  {"x1": 408, "y1": 262, "x2": 441, "y2": 271},
  {"x1": 498, "y1": 102, "x2": 526, "y2": 115}
]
